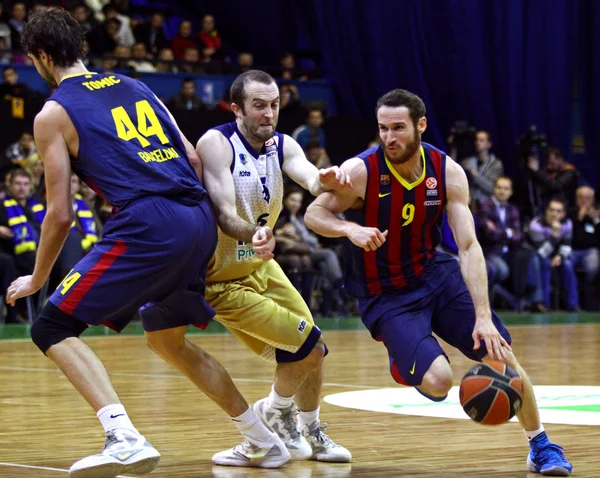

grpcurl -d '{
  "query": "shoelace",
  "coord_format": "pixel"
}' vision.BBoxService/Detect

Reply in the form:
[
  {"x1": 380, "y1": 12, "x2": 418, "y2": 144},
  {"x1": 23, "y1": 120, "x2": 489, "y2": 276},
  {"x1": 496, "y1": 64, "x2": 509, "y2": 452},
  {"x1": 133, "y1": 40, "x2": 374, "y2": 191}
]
[
  {"x1": 279, "y1": 408, "x2": 300, "y2": 440},
  {"x1": 308, "y1": 422, "x2": 334, "y2": 445},
  {"x1": 534, "y1": 444, "x2": 568, "y2": 466}
]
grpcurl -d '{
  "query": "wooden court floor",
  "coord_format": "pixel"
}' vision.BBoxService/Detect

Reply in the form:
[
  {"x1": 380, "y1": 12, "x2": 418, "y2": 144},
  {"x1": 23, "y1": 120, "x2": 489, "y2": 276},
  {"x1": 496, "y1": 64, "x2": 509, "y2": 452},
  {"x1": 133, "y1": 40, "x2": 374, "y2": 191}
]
[{"x1": 0, "y1": 317, "x2": 599, "y2": 477}]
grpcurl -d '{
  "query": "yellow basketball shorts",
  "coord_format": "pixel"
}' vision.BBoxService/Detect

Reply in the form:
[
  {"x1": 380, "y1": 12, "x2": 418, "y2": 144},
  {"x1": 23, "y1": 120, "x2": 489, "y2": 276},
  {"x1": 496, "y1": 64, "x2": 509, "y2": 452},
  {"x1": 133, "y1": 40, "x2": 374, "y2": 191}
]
[{"x1": 205, "y1": 260, "x2": 322, "y2": 363}]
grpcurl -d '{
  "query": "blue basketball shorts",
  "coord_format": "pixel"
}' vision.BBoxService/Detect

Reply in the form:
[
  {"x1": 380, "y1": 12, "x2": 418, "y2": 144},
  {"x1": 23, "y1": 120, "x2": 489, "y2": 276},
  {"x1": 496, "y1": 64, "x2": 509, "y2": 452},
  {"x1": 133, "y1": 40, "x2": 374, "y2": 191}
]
[
  {"x1": 46, "y1": 196, "x2": 217, "y2": 332},
  {"x1": 359, "y1": 264, "x2": 512, "y2": 387}
]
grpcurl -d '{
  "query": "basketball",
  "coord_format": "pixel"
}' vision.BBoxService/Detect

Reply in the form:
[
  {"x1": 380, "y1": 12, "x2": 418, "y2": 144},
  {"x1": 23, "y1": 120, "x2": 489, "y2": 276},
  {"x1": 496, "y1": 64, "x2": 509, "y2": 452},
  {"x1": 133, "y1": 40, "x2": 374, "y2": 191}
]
[{"x1": 459, "y1": 361, "x2": 524, "y2": 425}]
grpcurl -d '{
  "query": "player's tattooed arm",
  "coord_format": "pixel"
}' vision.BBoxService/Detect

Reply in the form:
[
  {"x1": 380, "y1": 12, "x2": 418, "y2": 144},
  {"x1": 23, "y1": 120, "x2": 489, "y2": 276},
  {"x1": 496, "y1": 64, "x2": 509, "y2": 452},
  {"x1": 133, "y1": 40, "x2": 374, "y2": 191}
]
[
  {"x1": 196, "y1": 130, "x2": 259, "y2": 243},
  {"x1": 445, "y1": 157, "x2": 510, "y2": 361},
  {"x1": 281, "y1": 135, "x2": 351, "y2": 196},
  {"x1": 305, "y1": 158, "x2": 387, "y2": 251}
]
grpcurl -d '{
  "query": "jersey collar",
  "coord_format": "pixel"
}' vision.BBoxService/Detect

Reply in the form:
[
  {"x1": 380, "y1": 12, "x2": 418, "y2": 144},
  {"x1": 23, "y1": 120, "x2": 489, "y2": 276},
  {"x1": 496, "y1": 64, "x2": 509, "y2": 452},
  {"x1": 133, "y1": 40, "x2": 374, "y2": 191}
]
[{"x1": 384, "y1": 145, "x2": 426, "y2": 190}]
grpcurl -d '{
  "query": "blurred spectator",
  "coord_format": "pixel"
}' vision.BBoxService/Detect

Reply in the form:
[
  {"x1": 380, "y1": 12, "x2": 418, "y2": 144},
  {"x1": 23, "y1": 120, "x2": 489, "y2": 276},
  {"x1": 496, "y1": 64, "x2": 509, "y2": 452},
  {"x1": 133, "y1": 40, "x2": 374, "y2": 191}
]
[
  {"x1": 570, "y1": 186, "x2": 600, "y2": 309},
  {"x1": 87, "y1": 17, "x2": 120, "y2": 56},
  {"x1": 155, "y1": 47, "x2": 178, "y2": 73},
  {"x1": 279, "y1": 83, "x2": 301, "y2": 114},
  {"x1": 0, "y1": 4, "x2": 11, "y2": 50},
  {"x1": 26, "y1": 157, "x2": 44, "y2": 195},
  {"x1": 460, "y1": 130, "x2": 503, "y2": 208},
  {"x1": 9, "y1": 1, "x2": 27, "y2": 51},
  {"x1": 79, "y1": 180, "x2": 111, "y2": 226},
  {"x1": 527, "y1": 146, "x2": 579, "y2": 208},
  {"x1": 102, "y1": 4, "x2": 134, "y2": 47},
  {"x1": 277, "y1": 188, "x2": 344, "y2": 316},
  {"x1": 216, "y1": 88, "x2": 232, "y2": 112},
  {"x1": 134, "y1": 12, "x2": 168, "y2": 55},
  {"x1": 113, "y1": 44, "x2": 131, "y2": 69},
  {"x1": 198, "y1": 14, "x2": 223, "y2": 63},
  {"x1": 86, "y1": 0, "x2": 112, "y2": 20},
  {"x1": 280, "y1": 52, "x2": 308, "y2": 81},
  {"x1": 292, "y1": 108, "x2": 326, "y2": 150},
  {"x1": 5, "y1": 131, "x2": 38, "y2": 167},
  {"x1": 171, "y1": 19, "x2": 199, "y2": 61},
  {"x1": 236, "y1": 52, "x2": 254, "y2": 73},
  {"x1": 70, "y1": 173, "x2": 99, "y2": 254},
  {"x1": 527, "y1": 198, "x2": 579, "y2": 311},
  {"x1": 128, "y1": 42, "x2": 155, "y2": 72},
  {"x1": 0, "y1": 37, "x2": 11, "y2": 64},
  {"x1": 71, "y1": 3, "x2": 97, "y2": 37},
  {"x1": 305, "y1": 138, "x2": 331, "y2": 170},
  {"x1": 180, "y1": 46, "x2": 205, "y2": 74},
  {"x1": 101, "y1": 54, "x2": 117, "y2": 73},
  {"x1": 168, "y1": 78, "x2": 205, "y2": 111}
]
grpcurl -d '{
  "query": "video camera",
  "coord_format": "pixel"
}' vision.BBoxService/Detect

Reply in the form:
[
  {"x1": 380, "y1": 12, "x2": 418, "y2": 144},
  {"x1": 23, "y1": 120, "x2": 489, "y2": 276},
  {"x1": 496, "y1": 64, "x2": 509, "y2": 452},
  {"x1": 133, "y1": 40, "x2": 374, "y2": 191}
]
[
  {"x1": 517, "y1": 125, "x2": 547, "y2": 164},
  {"x1": 447, "y1": 121, "x2": 476, "y2": 160}
]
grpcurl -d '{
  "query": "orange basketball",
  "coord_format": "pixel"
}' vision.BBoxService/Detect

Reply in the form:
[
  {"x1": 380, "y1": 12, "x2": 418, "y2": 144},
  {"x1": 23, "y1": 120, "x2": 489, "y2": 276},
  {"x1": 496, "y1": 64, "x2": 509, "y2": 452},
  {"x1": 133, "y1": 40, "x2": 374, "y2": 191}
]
[{"x1": 459, "y1": 361, "x2": 524, "y2": 425}]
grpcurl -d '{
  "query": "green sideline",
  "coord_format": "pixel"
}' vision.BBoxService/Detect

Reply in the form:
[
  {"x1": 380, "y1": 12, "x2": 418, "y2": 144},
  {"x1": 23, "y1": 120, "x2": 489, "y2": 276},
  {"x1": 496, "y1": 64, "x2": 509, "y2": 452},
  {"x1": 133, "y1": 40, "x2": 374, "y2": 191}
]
[{"x1": 0, "y1": 312, "x2": 598, "y2": 340}]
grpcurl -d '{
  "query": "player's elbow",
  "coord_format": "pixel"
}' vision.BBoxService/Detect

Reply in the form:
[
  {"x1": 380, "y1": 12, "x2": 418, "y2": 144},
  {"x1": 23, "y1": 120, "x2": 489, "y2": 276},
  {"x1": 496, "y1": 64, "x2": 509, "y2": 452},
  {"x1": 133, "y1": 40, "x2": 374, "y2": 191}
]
[{"x1": 47, "y1": 207, "x2": 73, "y2": 231}]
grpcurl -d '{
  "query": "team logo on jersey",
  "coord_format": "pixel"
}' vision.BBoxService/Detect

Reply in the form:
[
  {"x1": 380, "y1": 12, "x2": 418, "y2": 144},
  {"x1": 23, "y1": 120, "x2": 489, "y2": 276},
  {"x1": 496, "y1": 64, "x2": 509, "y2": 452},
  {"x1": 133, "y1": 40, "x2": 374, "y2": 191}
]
[
  {"x1": 239, "y1": 153, "x2": 248, "y2": 165},
  {"x1": 426, "y1": 177, "x2": 438, "y2": 189},
  {"x1": 265, "y1": 138, "x2": 275, "y2": 147},
  {"x1": 380, "y1": 175, "x2": 390, "y2": 185}
]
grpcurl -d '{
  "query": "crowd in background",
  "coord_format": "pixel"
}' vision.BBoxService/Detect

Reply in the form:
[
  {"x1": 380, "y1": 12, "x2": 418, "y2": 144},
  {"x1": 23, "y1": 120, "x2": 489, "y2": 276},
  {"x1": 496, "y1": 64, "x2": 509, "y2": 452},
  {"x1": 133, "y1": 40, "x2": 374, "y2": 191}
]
[{"x1": 0, "y1": 1, "x2": 598, "y2": 323}]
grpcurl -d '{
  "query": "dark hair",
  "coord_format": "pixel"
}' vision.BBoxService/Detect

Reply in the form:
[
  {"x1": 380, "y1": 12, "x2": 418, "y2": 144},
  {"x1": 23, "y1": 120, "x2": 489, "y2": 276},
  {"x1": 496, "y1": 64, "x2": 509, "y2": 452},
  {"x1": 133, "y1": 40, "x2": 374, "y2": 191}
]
[
  {"x1": 476, "y1": 130, "x2": 492, "y2": 143},
  {"x1": 21, "y1": 7, "x2": 85, "y2": 67},
  {"x1": 544, "y1": 146, "x2": 563, "y2": 160},
  {"x1": 3, "y1": 66, "x2": 15, "y2": 74},
  {"x1": 304, "y1": 138, "x2": 321, "y2": 151},
  {"x1": 547, "y1": 197, "x2": 566, "y2": 210},
  {"x1": 182, "y1": 77, "x2": 194, "y2": 85},
  {"x1": 376, "y1": 89, "x2": 426, "y2": 127},
  {"x1": 230, "y1": 70, "x2": 276, "y2": 112},
  {"x1": 284, "y1": 185, "x2": 304, "y2": 200},
  {"x1": 102, "y1": 4, "x2": 119, "y2": 15}
]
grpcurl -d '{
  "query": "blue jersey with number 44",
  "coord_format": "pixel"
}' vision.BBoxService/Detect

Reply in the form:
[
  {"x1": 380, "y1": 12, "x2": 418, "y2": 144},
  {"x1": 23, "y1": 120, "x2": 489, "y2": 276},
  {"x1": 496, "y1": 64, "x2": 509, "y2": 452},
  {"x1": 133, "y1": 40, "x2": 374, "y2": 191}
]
[{"x1": 49, "y1": 72, "x2": 206, "y2": 210}]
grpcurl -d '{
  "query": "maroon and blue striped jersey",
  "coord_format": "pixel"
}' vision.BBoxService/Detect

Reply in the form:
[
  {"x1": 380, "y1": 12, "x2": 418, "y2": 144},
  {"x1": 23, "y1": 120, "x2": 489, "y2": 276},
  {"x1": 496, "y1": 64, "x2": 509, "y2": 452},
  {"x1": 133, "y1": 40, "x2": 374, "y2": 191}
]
[{"x1": 345, "y1": 142, "x2": 447, "y2": 297}]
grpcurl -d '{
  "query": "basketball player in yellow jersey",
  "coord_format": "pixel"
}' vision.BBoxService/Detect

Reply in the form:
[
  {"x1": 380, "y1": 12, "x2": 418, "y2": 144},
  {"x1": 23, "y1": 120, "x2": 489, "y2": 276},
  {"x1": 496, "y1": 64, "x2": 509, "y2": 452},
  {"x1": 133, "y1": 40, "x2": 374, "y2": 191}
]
[{"x1": 197, "y1": 70, "x2": 352, "y2": 466}]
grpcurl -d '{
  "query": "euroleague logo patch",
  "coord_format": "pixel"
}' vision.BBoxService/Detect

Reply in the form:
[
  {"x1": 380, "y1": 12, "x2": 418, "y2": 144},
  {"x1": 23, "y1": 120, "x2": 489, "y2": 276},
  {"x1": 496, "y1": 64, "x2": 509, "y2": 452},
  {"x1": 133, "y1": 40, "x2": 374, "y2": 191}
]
[{"x1": 426, "y1": 177, "x2": 437, "y2": 189}]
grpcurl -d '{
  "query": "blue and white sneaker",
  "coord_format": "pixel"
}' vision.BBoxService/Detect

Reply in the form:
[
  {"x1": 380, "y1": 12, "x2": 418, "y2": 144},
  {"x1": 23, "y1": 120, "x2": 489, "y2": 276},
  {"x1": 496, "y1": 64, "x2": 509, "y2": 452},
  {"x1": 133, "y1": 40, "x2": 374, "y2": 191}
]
[{"x1": 527, "y1": 433, "x2": 572, "y2": 476}]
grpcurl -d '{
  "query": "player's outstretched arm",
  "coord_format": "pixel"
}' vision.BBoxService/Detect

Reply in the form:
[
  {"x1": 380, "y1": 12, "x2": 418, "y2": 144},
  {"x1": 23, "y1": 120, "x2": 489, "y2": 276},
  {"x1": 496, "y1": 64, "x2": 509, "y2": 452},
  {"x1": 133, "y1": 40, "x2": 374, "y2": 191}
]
[
  {"x1": 7, "y1": 103, "x2": 73, "y2": 305},
  {"x1": 445, "y1": 158, "x2": 510, "y2": 361},
  {"x1": 281, "y1": 135, "x2": 351, "y2": 196},
  {"x1": 196, "y1": 130, "x2": 259, "y2": 244},
  {"x1": 305, "y1": 158, "x2": 387, "y2": 251}
]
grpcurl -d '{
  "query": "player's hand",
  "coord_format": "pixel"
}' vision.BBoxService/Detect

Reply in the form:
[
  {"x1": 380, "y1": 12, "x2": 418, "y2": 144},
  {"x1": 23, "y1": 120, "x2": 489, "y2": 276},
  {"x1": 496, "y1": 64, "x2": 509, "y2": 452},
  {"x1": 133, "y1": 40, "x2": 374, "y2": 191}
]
[
  {"x1": 551, "y1": 255, "x2": 562, "y2": 268},
  {"x1": 252, "y1": 226, "x2": 275, "y2": 261},
  {"x1": 472, "y1": 319, "x2": 511, "y2": 362},
  {"x1": 6, "y1": 275, "x2": 40, "y2": 306},
  {"x1": 347, "y1": 225, "x2": 388, "y2": 251},
  {"x1": 319, "y1": 166, "x2": 352, "y2": 191}
]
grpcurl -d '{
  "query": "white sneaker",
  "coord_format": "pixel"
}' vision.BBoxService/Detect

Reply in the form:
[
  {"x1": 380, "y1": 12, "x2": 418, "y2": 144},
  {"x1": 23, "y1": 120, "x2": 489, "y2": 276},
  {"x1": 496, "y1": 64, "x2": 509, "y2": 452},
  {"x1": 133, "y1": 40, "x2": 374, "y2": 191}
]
[
  {"x1": 299, "y1": 421, "x2": 352, "y2": 463},
  {"x1": 253, "y1": 398, "x2": 312, "y2": 460},
  {"x1": 69, "y1": 429, "x2": 160, "y2": 477},
  {"x1": 212, "y1": 433, "x2": 291, "y2": 468}
]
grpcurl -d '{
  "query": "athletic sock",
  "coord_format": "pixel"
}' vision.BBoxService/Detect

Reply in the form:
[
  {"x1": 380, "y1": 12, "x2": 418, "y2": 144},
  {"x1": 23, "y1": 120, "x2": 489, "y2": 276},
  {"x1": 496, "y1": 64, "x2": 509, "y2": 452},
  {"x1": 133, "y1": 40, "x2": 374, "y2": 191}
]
[
  {"x1": 232, "y1": 407, "x2": 273, "y2": 442},
  {"x1": 97, "y1": 404, "x2": 139, "y2": 435},
  {"x1": 298, "y1": 407, "x2": 320, "y2": 429},
  {"x1": 267, "y1": 384, "x2": 294, "y2": 409}
]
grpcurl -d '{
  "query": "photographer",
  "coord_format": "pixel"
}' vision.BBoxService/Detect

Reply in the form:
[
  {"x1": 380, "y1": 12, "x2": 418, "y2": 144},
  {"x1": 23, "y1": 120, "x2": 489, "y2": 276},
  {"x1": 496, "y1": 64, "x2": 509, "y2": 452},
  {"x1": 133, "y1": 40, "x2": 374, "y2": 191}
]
[
  {"x1": 460, "y1": 130, "x2": 504, "y2": 208},
  {"x1": 527, "y1": 146, "x2": 579, "y2": 208}
]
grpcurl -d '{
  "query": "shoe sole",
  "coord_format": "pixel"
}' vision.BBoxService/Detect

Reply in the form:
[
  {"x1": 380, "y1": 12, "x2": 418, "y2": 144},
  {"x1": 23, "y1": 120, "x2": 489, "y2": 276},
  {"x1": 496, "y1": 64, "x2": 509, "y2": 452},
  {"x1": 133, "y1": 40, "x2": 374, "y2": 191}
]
[
  {"x1": 212, "y1": 455, "x2": 290, "y2": 469},
  {"x1": 527, "y1": 457, "x2": 571, "y2": 476},
  {"x1": 312, "y1": 454, "x2": 352, "y2": 463},
  {"x1": 70, "y1": 449, "x2": 161, "y2": 477}
]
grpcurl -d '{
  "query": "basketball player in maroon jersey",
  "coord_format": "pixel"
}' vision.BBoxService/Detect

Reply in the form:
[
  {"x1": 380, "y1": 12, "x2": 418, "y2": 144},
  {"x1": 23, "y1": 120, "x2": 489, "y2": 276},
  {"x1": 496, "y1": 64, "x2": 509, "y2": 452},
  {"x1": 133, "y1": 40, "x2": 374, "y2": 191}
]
[{"x1": 304, "y1": 89, "x2": 571, "y2": 476}]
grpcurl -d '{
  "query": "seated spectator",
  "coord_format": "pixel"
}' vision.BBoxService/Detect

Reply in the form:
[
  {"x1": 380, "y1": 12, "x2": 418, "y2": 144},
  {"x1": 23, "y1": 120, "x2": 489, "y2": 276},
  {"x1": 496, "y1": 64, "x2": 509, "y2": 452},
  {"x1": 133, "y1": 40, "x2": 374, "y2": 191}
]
[
  {"x1": 171, "y1": 19, "x2": 199, "y2": 61},
  {"x1": 305, "y1": 139, "x2": 331, "y2": 170},
  {"x1": 9, "y1": 2, "x2": 27, "y2": 51},
  {"x1": 71, "y1": 3, "x2": 97, "y2": 37},
  {"x1": 168, "y1": 78, "x2": 205, "y2": 111},
  {"x1": 0, "y1": 66, "x2": 32, "y2": 97},
  {"x1": 570, "y1": 185, "x2": 600, "y2": 309},
  {"x1": 276, "y1": 187, "x2": 344, "y2": 316},
  {"x1": 128, "y1": 42, "x2": 155, "y2": 72},
  {"x1": 26, "y1": 157, "x2": 44, "y2": 195},
  {"x1": 101, "y1": 3, "x2": 134, "y2": 47},
  {"x1": 527, "y1": 146, "x2": 579, "y2": 208},
  {"x1": 87, "y1": 17, "x2": 120, "y2": 56},
  {"x1": 79, "y1": 180, "x2": 111, "y2": 226},
  {"x1": 113, "y1": 44, "x2": 131, "y2": 69},
  {"x1": 280, "y1": 52, "x2": 308, "y2": 81},
  {"x1": 5, "y1": 132, "x2": 38, "y2": 167},
  {"x1": 236, "y1": 52, "x2": 254, "y2": 74},
  {"x1": 292, "y1": 107, "x2": 326, "y2": 150},
  {"x1": 460, "y1": 130, "x2": 503, "y2": 209},
  {"x1": 180, "y1": 46, "x2": 205, "y2": 74},
  {"x1": 198, "y1": 14, "x2": 223, "y2": 63},
  {"x1": 0, "y1": 37, "x2": 12, "y2": 65},
  {"x1": 155, "y1": 48, "x2": 178, "y2": 73},
  {"x1": 134, "y1": 12, "x2": 168, "y2": 55},
  {"x1": 70, "y1": 173, "x2": 99, "y2": 254},
  {"x1": 527, "y1": 198, "x2": 579, "y2": 311},
  {"x1": 216, "y1": 89, "x2": 232, "y2": 112},
  {"x1": 279, "y1": 82, "x2": 301, "y2": 115}
]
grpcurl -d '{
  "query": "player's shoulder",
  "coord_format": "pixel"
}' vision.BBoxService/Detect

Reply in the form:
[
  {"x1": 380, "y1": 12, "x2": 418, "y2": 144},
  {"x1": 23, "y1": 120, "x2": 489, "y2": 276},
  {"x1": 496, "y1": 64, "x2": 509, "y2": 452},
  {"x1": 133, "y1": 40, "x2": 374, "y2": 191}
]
[
  {"x1": 355, "y1": 144, "x2": 381, "y2": 161},
  {"x1": 422, "y1": 141, "x2": 448, "y2": 157},
  {"x1": 35, "y1": 100, "x2": 69, "y2": 131}
]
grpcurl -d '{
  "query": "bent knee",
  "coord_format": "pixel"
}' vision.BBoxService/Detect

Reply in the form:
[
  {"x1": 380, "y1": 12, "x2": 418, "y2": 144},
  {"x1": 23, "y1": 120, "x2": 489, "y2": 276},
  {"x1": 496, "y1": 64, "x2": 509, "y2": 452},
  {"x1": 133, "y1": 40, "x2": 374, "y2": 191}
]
[
  {"x1": 420, "y1": 364, "x2": 454, "y2": 396},
  {"x1": 301, "y1": 340, "x2": 326, "y2": 370},
  {"x1": 145, "y1": 329, "x2": 185, "y2": 358}
]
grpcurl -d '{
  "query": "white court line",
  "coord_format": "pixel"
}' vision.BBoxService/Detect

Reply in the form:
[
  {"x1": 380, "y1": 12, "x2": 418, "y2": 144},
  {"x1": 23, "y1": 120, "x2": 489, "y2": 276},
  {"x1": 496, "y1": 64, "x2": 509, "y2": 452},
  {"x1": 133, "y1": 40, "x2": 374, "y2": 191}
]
[
  {"x1": 0, "y1": 365, "x2": 379, "y2": 390},
  {"x1": 0, "y1": 462, "x2": 126, "y2": 477}
]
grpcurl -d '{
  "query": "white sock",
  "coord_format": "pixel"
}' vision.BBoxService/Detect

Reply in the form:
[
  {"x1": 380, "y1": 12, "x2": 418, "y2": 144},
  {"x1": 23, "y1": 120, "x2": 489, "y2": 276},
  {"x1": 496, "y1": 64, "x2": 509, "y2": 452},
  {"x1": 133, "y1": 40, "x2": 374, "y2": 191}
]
[
  {"x1": 298, "y1": 407, "x2": 320, "y2": 429},
  {"x1": 524, "y1": 425, "x2": 545, "y2": 441},
  {"x1": 232, "y1": 407, "x2": 273, "y2": 442},
  {"x1": 97, "y1": 404, "x2": 139, "y2": 435},
  {"x1": 267, "y1": 385, "x2": 294, "y2": 409}
]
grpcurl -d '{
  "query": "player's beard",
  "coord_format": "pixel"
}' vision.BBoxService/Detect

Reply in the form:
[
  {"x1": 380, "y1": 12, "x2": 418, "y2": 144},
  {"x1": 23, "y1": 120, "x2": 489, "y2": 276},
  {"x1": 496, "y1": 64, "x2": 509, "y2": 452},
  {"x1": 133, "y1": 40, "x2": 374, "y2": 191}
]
[
  {"x1": 386, "y1": 129, "x2": 420, "y2": 164},
  {"x1": 243, "y1": 115, "x2": 278, "y2": 143}
]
